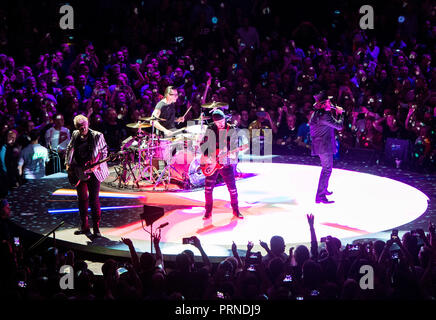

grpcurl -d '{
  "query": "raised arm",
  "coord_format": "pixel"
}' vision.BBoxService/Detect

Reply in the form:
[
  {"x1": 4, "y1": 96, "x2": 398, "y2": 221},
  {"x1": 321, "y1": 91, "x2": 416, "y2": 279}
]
[
  {"x1": 307, "y1": 213, "x2": 318, "y2": 260},
  {"x1": 201, "y1": 74, "x2": 212, "y2": 105},
  {"x1": 153, "y1": 231, "x2": 165, "y2": 272},
  {"x1": 121, "y1": 237, "x2": 140, "y2": 272},
  {"x1": 320, "y1": 112, "x2": 344, "y2": 130},
  {"x1": 191, "y1": 236, "x2": 211, "y2": 272},
  {"x1": 231, "y1": 241, "x2": 244, "y2": 271}
]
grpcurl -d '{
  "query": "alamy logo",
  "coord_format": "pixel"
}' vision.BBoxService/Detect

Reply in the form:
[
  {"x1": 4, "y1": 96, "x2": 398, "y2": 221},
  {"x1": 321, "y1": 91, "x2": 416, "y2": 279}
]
[
  {"x1": 59, "y1": 265, "x2": 74, "y2": 289},
  {"x1": 359, "y1": 5, "x2": 374, "y2": 30},
  {"x1": 359, "y1": 265, "x2": 374, "y2": 290},
  {"x1": 59, "y1": 5, "x2": 74, "y2": 30}
]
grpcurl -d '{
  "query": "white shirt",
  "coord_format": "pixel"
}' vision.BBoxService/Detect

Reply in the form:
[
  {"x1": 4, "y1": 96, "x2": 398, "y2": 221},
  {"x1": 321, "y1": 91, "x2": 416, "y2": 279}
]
[
  {"x1": 18, "y1": 143, "x2": 49, "y2": 179},
  {"x1": 45, "y1": 127, "x2": 70, "y2": 152}
]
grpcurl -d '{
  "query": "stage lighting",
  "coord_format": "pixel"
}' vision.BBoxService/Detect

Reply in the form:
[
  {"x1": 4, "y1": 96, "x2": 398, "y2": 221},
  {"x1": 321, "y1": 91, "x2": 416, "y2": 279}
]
[
  {"x1": 212, "y1": 17, "x2": 218, "y2": 24},
  {"x1": 398, "y1": 16, "x2": 405, "y2": 23}
]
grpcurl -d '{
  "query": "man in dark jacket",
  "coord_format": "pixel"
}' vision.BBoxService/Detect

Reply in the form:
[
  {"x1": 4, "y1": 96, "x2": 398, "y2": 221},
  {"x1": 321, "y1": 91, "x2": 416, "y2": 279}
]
[{"x1": 309, "y1": 91, "x2": 344, "y2": 204}]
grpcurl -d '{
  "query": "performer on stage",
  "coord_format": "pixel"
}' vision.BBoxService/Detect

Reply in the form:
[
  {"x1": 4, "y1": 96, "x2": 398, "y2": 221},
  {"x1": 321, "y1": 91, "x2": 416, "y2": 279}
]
[
  {"x1": 201, "y1": 109, "x2": 243, "y2": 220},
  {"x1": 309, "y1": 91, "x2": 344, "y2": 204},
  {"x1": 65, "y1": 115, "x2": 109, "y2": 238},
  {"x1": 151, "y1": 86, "x2": 185, "y2": 136}
]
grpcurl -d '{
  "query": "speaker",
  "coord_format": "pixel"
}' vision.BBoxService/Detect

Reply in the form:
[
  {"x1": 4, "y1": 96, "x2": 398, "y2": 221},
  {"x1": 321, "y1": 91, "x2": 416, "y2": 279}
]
[{"x1": 140, "y1": 205, "x2": 164, "y2": 226}]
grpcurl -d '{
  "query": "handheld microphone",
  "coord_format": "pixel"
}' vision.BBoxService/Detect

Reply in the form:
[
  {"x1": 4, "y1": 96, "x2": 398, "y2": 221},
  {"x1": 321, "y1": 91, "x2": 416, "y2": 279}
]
[{"x1": 157, "y1": 222, "x2": 169, "y2": 229}]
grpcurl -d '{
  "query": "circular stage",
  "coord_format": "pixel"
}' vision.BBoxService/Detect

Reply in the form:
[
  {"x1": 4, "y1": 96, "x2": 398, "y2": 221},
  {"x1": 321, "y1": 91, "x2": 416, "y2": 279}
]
[{"x1": 8, "y1": 160, "x2": 429, "y2": 261}]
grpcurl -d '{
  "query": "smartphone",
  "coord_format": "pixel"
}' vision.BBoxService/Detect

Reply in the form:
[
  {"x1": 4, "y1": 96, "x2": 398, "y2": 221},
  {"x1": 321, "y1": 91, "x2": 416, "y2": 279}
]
[
  {"x1": 232, "y1": 63, "x2": 237, "y2": 69},
  {"x1": 283, "y1": 274, "x2": 293, "y2": 282},
  {"x1": 14, "y1": 237, "x2": 20, "y2": 246},
  {"x1": 247, "y1": 252, "x2": 261, "y2": 265},
  {"x1": 350, "y1": 244, "x2": 359, "y2": 251},
  {"x1": 247, "y1": 265, "x2": 256, "y2": 272},
  {"x1": 182, "y1": 237, "x2": 195, "y2": 245},
  {"x1": 310, "y1": 290, "x2": 320, "y2": 296},
  {"x1": 117, "y1": 267, "x2": 128, "y2": 276},
  {"x1": 190, "y1": 65, "x2": 195, "y2": 71}
]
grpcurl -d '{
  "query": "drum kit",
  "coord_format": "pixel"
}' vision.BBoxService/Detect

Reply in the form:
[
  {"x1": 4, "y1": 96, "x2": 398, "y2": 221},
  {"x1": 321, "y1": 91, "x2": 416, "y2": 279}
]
[{"x1": 112, "y1": 102, "x2": 228, "y2": 190}]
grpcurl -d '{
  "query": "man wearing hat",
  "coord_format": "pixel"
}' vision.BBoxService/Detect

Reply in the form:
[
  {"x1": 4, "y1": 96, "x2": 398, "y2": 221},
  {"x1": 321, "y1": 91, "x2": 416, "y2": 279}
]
[
  {"x1": 200, "y1": 109, "x2": 243, "y2": 219},
  {"x1": 309, "y1": 91, "x2": 344, "y2": 204}
]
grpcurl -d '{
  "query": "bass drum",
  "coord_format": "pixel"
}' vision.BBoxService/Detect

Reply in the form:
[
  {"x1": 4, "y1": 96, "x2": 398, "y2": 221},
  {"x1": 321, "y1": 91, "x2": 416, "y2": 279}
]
[{"x1": 169, "y1": 149, "x2": 205, "y2": 188}]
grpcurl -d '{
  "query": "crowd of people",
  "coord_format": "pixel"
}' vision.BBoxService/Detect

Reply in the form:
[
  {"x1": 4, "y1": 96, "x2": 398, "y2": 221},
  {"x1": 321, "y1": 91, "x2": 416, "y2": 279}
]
[
  {"x1": 1, "y1": 1, "x2": 436, "y2": 197},
  {"x1": 0, "y1": 0, "x2": 435, "y2": 300},
  {"x1": 1, "y1": 198, "x2": 436, "y2": 300}
]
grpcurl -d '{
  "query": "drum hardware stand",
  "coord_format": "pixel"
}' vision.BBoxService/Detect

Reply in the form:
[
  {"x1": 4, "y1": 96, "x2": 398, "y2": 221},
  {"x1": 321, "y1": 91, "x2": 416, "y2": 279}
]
[{"x1": 153, "y1": 145, "x2": 184, "y2": 190}]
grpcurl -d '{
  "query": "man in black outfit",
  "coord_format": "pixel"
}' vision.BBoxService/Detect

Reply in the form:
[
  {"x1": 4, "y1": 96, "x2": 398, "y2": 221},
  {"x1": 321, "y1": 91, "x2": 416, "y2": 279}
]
[
  {"x1": 151, "y1": 86, "x2": 185, "y2": 136},
  {"x1": 201, "y1": 109, "x2": 243, "y2": 220},
  {"x1": 309, "y1": 91, "x2": 344, "y2": 204}
]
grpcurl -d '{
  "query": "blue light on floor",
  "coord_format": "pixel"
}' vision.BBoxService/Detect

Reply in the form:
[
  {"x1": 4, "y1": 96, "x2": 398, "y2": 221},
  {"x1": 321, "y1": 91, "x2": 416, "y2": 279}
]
[{"x1": 48, "y1": 205, "x2": 143, "y2": 214}]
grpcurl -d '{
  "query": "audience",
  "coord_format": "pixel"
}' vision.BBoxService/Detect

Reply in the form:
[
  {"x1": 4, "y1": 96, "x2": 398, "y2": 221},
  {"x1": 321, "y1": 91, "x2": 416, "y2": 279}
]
[{"x1": 0, "y1": 0, "x2": 435, "y2": 301}]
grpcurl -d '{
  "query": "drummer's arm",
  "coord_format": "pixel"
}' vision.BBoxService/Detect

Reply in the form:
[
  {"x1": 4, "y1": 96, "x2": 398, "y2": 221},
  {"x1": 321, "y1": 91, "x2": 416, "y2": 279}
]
[
  {"x1": 201, "y1": 74, "x2": 212, "y2": 105},
  {"x1": 152, "y1": 109, "x2": 172, "y2": 136}
]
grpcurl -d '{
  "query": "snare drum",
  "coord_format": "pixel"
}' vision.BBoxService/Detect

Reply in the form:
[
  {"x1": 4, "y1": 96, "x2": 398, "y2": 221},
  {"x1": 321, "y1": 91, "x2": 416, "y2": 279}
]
[{"x1": 169, "y1": 149, "x2": 205, "y2": 188}]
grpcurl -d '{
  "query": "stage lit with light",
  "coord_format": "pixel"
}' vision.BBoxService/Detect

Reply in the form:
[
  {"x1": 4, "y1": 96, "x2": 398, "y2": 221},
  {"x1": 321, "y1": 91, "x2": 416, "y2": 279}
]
[{"x1": 8, "y1": 159, "x2": 430, "y2": 261}]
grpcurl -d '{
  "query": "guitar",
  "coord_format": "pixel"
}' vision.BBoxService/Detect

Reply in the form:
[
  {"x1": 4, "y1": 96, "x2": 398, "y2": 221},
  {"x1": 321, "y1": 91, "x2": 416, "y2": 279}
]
[
  {"x1": 67, "y1": 153, "x2": 117, "y2": 187},
  {"x1": 200, "y1": 144, "x2": 249, "y2": 176}
]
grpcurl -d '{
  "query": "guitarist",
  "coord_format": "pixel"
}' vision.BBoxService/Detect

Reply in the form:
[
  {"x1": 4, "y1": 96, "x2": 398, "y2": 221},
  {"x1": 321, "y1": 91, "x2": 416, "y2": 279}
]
[
  {"x1": 65, "y1": 115, "x2": 109, "y2": 238},
  {"x1": 201, "y1": 109, "x2": 243, "y2": 220}
]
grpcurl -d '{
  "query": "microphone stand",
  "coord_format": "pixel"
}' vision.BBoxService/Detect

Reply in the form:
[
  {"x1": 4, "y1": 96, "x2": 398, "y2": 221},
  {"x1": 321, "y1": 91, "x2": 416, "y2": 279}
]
[{"x1": 28, "y1": 220, "x2": 65, "y2": 252}]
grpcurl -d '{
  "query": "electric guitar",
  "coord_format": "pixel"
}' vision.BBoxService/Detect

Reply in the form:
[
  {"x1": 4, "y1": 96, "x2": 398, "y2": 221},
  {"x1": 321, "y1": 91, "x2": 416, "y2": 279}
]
[
  {"x1": 200, "y1": 144, "x2": 248, "y2": 176},
  {"x1": 67, "y1": 153, "x2": 117, "y2": 187}
]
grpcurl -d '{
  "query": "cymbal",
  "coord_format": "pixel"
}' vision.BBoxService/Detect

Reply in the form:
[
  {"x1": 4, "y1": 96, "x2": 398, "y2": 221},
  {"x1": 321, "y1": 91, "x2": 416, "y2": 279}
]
[
  {"x1": 192, "y1": 116, "x2": 211, "y2": 121},
  {"x1": 126, "y1": 122, "x2": 152, "y2": 129},
  {"x1": 139, "y1": 116, "x2": 166, "y2": 121},
  {"x1": 201, "y1": 101, "x2": 229, "y2": 109}
]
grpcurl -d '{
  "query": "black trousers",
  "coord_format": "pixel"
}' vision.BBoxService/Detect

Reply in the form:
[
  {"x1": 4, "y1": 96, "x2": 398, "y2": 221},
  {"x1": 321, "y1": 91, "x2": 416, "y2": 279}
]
[
  {"x1": 205, "y1": 165, "x2": 238, "y2": 213},
  {"x1": 316, "y1": 153, "x2": 333, "y2": 199},
  {"x1": 76, "y1": 173, "x2": 101, "y2": 230}
]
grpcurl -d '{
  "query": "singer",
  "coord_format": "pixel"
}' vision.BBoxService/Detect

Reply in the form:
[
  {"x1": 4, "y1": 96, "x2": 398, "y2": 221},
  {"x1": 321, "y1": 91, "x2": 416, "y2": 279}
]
[{"x1": 309, "y1": 91, "x2": 344, "y2": 204}]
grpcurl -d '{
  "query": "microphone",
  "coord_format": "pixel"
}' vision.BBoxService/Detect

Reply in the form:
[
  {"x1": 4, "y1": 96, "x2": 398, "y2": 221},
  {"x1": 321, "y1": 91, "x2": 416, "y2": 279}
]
[
  {"x1": 157, "y1": 222, "x2": 169, "y2": 229},
  {"x1": 330, "y1": 105, "x2": 345, "y2": 114}
]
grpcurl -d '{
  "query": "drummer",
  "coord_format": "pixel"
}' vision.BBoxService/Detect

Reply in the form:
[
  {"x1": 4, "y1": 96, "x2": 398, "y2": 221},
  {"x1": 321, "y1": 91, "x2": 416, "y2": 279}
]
[{"x1": 151, "y1": 86, "x2": 185, "y2": 137}]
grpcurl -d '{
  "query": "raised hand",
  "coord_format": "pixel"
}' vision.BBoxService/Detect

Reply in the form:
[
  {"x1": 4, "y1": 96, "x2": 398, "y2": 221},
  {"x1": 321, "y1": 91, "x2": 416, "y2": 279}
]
[
  {"x1": 232, "y1": 241, "x2": 237, "y2": 254},
  {"x1": 152, "y1": 231, "x2": 161, "y2": 245},
  {"x1": 307, "y1": 213, "x2": 315, "y2": 226},
  {"x1": 259, "y1": 240, "x2": 269, "y2": 251},
  {"x1": 247, "y1": 241, "x2": 254, "y2": 251},
  {"x1": 191, "y1": 236, "x2": 201, "y2": 248},
  {"x1": 429, "y1": 221, "x2": 435, "y2": 234},
  {"x1": 121, "y1": 237, "x2": 133, "y2": 247}
]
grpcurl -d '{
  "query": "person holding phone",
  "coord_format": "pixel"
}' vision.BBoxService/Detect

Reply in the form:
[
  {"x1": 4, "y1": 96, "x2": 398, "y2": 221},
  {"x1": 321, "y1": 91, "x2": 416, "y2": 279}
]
[{"x1": 309, "y1": 91, "x2": 344, "y2": 204}]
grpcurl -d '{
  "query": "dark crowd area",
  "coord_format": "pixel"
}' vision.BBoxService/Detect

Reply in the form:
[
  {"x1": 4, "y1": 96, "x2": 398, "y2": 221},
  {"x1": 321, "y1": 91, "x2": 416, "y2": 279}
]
[
  {"x1": 1, "y1": 203, "x2": 436, "y2": 300},
  {"x1": 0, "y1": 0, "x2": 436, "y2": 301}
]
